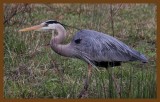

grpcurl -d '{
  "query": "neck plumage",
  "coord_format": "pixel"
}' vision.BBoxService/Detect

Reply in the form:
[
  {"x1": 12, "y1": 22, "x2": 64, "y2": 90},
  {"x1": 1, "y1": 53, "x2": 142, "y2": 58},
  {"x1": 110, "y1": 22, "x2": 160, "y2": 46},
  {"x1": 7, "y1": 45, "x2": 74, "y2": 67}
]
[{"x1": 50, "y1": 24, "x2": 73, "y2": 57}]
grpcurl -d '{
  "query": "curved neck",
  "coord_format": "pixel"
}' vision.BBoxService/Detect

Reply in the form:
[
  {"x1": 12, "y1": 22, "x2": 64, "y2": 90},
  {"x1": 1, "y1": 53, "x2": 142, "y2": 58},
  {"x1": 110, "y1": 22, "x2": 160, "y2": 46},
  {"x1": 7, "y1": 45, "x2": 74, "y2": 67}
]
[
  {"x1": 50, "y1": 24, "x2": 73, "y2": 57},
  {"x1": 51, "y1": 24, "x2": 66, "y2": 44}
]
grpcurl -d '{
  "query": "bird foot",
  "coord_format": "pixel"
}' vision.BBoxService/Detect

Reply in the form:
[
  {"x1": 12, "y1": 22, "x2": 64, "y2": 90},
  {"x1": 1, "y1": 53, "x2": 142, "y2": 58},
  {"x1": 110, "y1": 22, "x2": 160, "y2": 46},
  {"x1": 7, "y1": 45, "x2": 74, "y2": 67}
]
[
  {"x1": 77, "y1": 89, "x2": 88, "y2": 98},
  {"x1": 77, "y1": 78, "x2": 89, "y2": 98}
]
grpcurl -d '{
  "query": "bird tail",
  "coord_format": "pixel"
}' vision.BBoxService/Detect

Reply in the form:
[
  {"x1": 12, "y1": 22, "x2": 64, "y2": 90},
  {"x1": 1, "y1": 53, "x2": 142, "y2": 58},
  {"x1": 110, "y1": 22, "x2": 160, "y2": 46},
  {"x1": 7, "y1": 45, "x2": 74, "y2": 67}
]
[
  {"x1": 130, "y1": 49, "x2": 148, "y2": 63},
  {"x1": 139, "y1": 54, "x2": 148, "y2": 63}
]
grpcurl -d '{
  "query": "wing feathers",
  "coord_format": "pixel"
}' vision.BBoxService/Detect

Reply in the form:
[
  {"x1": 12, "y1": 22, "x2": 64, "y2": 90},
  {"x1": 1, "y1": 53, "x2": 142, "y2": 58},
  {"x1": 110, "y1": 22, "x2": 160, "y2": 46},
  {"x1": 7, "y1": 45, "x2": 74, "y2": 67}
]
[{"x1": 72, "y1": 30, "x2": 148, "y2": 64}]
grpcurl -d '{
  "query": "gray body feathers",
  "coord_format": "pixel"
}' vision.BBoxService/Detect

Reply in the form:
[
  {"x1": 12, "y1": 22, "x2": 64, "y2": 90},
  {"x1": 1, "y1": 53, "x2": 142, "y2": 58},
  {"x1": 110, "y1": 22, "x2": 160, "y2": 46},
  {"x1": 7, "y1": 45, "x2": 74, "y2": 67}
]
[{"x1": 69, "y1": 29, "x2": 147, "y2": 68}]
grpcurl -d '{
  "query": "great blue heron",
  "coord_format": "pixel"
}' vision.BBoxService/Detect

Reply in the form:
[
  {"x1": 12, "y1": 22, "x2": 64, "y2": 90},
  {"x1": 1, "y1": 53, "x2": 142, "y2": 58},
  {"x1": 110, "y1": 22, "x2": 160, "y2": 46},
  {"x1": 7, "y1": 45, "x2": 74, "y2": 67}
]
[{"x1": 19, "y1": 20, "x2": 148, "y2": 98}]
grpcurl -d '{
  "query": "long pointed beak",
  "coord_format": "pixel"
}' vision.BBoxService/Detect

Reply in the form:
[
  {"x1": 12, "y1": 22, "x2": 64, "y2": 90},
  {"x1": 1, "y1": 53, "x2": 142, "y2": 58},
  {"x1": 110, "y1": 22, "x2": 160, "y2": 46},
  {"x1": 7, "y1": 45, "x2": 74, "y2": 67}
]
[{"x1": 19, "y1": 25, "x2": 43, "y2": 32}]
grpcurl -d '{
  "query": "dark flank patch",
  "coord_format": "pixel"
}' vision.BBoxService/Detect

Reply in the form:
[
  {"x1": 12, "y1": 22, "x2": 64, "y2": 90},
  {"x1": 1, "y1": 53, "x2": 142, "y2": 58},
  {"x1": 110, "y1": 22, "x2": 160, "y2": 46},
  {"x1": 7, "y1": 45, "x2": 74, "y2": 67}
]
[
  {"x1": 75, "y1": 39, "x2": 82, "y2": 44},
  {"x1": 93, "y1": 61, "x2": 121, "y2": 68}
]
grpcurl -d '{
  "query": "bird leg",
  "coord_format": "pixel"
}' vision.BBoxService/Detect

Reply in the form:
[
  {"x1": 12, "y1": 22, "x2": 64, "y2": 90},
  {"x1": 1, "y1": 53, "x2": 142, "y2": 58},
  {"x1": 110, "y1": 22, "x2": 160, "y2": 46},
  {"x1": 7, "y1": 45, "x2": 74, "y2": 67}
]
[{"x1": 78, "y1": 64, "x2": 92, "y2": 98}]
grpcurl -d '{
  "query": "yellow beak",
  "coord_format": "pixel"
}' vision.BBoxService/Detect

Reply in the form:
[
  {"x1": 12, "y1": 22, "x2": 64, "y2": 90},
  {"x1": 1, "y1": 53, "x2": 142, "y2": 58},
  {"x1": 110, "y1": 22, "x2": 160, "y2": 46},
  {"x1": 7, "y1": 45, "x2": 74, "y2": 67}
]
[{"x1": 19, "y1": 25, "x2": 43, "y2": 32}]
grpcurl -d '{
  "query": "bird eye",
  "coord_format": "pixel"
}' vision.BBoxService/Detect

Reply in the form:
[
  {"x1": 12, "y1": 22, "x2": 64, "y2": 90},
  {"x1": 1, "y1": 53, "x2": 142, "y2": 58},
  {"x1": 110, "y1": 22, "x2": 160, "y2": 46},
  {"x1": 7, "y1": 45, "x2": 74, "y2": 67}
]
[{"x1": 44, "y1": 23, "x2": 49, "y2": 27}]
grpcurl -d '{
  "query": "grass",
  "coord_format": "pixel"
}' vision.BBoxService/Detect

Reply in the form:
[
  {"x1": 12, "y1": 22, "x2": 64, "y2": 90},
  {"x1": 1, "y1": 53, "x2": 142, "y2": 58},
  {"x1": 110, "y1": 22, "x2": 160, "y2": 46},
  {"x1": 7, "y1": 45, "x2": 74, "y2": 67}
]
[{"x1": 4, "y1": 3, "x2": 156, "y2": 98}]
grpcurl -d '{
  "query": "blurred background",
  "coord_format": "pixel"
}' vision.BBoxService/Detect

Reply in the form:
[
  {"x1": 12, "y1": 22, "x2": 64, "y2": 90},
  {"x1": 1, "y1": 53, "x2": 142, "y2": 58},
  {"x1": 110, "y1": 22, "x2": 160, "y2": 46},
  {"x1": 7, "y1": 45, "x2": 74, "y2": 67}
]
[{"x1": 4, "y1": 3, "x2": 156, "y2": 98}]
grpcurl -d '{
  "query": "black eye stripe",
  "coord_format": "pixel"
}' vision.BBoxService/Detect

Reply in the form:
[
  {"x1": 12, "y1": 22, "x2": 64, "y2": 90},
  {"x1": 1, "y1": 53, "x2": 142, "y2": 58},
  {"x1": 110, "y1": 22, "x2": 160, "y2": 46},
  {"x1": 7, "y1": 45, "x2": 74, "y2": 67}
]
[{"x1": 46, "y1": 20, "x2": 60, "y2": 24}]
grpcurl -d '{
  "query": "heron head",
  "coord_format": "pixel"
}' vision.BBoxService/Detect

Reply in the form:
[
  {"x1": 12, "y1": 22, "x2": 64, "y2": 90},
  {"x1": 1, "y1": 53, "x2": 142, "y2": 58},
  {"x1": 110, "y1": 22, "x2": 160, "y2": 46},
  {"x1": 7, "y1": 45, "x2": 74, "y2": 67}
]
[{"x1": 19, "y1": 20, "x2": 63, "y2": 32}]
